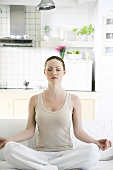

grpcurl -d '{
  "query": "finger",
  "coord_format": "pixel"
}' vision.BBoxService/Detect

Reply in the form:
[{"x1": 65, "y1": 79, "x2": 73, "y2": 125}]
[
  {"x1": 106, "y1": 140, "x2": 109, "y2": 148},
  {"x1": 107, "y1": 140, "x2": 112, "y2": 148},
  {"x1": 99, "y1": 144, "x2": 106, "y2": 151},
  {"x1": 109, "y1": 140, "x2": 112, "y2": 147},
  {"x1": 101, "y1": 147, "x2": 106, "y2": 151},
  {"x1": 105, "y1": 140, "x2": 112, "y2": 149}
]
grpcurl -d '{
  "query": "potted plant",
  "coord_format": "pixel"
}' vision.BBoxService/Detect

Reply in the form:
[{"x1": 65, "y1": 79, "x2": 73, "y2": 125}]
[
  {"x1": 44, "y1": 25, "x2": 51, "y2": 36},
  {"x1": 43, "y1": 25, "x2": 51, "y2": 40},
  {"x1": 66, "y1": 50, "x2": 82, "y2": 60},
  {"x1": 72, "y1": 24, "x2": 94, "y2": 41}
]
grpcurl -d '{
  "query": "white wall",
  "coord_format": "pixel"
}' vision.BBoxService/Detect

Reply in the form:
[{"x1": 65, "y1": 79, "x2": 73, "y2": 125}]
[
  {"x1": 41, "y1": 8, "x2": 89, "y2": 32},
  {"x1": 95, "y1": 0, "x2": 113, "y2": 90},
  {"x1": 95, "y1": 0, "x2": 113, "y2": 119}
]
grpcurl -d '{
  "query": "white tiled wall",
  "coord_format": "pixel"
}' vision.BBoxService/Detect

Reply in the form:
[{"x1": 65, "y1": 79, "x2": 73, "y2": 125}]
[
  {"x1": 25, "y1": 6, "x2": 41, "y2": 47},
  {"x1": 0, "y1": 5, "x2": 43, "y2": 89},
  {"x1": 0, "y1": 5, "x2": 10, "y2": 37}
]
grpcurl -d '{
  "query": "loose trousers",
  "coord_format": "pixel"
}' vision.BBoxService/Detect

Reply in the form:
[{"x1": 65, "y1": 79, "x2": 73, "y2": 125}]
[{"x1": 3, "y1": 141, "x2": 100, "y2": 170}]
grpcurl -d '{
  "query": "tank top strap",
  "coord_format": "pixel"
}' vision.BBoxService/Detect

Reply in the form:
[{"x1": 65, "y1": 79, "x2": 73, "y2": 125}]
[
  {"x1": 35, "y1": 92, "x2": 43, "y2": 112},
  {"x1": 64, "y1": 92, "x2": 72, "y2": 111}
]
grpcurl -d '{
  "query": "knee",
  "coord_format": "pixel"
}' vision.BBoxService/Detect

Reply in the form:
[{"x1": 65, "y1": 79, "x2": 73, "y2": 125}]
[
  {"x1": 3, "y1": 141, "x2": 16, "y2": 160},
  {"x1": 80, "y1": 144, "x2": 100, "y2": 170},
  {"x1": 86, "y1": 144, "x2": 100, "y2": 166}
]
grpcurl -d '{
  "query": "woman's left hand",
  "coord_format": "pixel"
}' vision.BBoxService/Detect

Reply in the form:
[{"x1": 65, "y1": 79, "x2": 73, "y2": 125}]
[{"x1": 95, "y1": 139, "x2": 112, "y2": 151}]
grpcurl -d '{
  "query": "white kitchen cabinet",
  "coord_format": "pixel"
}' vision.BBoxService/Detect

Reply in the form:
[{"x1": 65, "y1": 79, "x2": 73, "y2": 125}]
[
  {"x1": 13, "y1": 99, "x2": 29, "y2": 119},
  {"x1": 62, "y1": 61, "x2": 92, "y2": 91},
  {"x1": 95, "y1": 60, "x2": 113, "y2": 92},
  {"x1": 0, "y1": 100, "x2": 13, "y2": 118}
]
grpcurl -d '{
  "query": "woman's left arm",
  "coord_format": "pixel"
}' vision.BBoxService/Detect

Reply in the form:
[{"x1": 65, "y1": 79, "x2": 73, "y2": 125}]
[{"x1": 71, "y1": 94, "x2": 112, "y2": 150}]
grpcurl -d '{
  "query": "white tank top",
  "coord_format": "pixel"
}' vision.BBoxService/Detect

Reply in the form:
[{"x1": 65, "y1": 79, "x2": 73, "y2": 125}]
[{"x1": 35, "y1": 92, "x2": 73, "y2": 151}]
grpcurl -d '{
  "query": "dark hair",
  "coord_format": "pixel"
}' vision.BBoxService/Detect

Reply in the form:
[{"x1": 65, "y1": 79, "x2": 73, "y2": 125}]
[{"x1": 44, "y1": 56, "x2": 65, "y2": 70}]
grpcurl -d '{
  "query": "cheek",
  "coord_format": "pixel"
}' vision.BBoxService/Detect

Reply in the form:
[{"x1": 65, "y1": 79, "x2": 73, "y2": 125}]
[
  {"x1": 45, "y1": 72, "x2": 51, "y2": 77},
  {"x1": 59, "y1": 73, "x2": 65, "y2": 77}
]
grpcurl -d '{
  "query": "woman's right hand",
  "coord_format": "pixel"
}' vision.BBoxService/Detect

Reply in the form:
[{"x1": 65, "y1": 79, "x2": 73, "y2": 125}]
[{"x1": 0, "y1": 137, "x2": 9, "y2": 149}]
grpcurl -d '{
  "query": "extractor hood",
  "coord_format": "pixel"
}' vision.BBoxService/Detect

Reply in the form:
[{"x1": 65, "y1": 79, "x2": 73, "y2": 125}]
[
  {"x1": 0, "y1": 38, "x2": 34, "y2": 47},
  {"x1": 0, "y1": 5, "x2": 34, "y2": 47}
]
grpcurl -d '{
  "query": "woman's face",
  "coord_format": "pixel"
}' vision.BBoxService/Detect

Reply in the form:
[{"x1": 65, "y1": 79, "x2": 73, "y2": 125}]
[{"x1": 44, "y1": 59, "x2": 66, "y2": 84}]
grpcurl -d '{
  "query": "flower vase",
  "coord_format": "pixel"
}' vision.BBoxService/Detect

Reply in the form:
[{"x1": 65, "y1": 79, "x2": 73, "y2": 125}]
[{"x1": 59, "y1": 51, "x2": 65, "y2": 60}]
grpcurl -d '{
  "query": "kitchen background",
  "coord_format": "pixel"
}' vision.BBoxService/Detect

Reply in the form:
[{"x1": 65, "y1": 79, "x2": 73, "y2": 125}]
[
  {"x1": 0, "y1": 1, "x2": 96, "y2": 89},
  {"x1": 0, "y1": 0, "x2": 113, "y2": 119}
]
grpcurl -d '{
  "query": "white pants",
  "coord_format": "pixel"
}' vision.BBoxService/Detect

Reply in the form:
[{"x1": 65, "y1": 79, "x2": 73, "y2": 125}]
[{"x1": 3, "y1": 141, "x2": 100, "y2": 170}]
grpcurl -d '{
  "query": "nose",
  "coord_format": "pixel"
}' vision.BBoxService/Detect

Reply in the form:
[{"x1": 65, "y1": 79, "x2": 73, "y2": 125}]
[{"x1": 52, "y1": 69, "x2": 57, "y2": 75}]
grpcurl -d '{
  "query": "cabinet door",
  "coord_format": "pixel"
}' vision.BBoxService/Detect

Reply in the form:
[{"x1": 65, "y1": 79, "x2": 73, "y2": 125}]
[
  {"x1": 81, "y1": 99, "x2": 95, "y2": 120},
  {"x1": 96, "y1": 61, "x2": 113, "y2": 92},
  {"x1": 0, "y1": 100, "x2": 13, "y2": 118},
  {"x1": 62, "y1": 62, "x2": 92, "y2": 91},
  {"x1": 13, "y1": 99, "x2": 29, "y2": 119}
]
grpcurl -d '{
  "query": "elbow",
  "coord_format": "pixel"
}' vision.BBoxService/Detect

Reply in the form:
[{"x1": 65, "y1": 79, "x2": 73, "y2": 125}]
[
  {"x1": 25, "y1": 127, "x2": 35, "y2": 139},
  {"x1": 74, "y1": 129, "x2": 84, "y2": 139},
  {"x1": 30, "y1": 129, "x2": 35, "y2": 139},
  {"x1": 29, "y1": 132, "x2": 34, "y2": 139},
  {"x1": 74, "y1": 132, "x2": 79, "y2": 139}
]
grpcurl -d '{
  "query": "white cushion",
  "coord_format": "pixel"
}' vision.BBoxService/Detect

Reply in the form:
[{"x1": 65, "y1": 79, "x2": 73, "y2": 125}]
[
  {"x1": 88, "y1": 160, "x2": 113, "y2": 170},
  {"x1": 99, "y1": 147, "x2": 113, "y2": 161}
]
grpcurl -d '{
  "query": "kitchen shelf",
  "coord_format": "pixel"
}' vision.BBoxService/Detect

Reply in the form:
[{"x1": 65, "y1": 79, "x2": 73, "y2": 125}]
[{"x1": 40, "y1": 41, "x2": 94, "y2": 48}]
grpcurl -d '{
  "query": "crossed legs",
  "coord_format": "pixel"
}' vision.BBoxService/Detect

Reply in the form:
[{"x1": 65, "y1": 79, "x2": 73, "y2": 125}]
[{"x1": 3, "y1": 141, "x2": 100, "y2": 170}]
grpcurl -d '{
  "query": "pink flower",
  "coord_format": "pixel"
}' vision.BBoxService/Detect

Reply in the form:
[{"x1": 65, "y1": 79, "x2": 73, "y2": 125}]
[{"x1": 55, "y1": 45, "x2": 66, "y2": 52}]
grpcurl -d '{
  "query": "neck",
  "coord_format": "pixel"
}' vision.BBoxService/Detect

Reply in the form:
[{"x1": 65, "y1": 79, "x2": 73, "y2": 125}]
[{"x1": 45, "y1": 84, "x2": 65, "y2": 96}]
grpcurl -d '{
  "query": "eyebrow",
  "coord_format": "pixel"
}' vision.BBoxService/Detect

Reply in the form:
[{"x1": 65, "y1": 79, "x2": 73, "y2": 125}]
[{"x1": 47, "y1": 66, "x2": 61, "y2": 68}]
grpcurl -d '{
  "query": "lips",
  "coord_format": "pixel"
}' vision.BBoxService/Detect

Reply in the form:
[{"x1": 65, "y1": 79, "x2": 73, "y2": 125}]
[{"x1": 51, "y1": 77, "x2": 58, "y2": 79}]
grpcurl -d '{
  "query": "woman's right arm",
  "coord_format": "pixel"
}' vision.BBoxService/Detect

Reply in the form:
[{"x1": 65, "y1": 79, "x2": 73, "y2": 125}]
[{"x1": 0, "y1": 94, "x2": 38, "y2": 149}]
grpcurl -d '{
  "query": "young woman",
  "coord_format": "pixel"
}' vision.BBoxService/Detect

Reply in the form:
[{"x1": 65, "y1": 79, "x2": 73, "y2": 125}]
[{"x1": 0, "y1": 56, "x2": 112, "y2": 170}]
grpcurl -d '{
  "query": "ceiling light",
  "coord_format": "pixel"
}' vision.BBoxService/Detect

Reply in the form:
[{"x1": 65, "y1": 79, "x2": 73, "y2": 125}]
[{"x1": 36, "y1": 0, "x2": 55, "y2": 11}]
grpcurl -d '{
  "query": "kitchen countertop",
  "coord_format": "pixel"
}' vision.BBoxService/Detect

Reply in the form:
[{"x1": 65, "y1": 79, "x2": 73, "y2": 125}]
[{"x1": 0, "y1": 89, "x2": 110, "y2": 100}]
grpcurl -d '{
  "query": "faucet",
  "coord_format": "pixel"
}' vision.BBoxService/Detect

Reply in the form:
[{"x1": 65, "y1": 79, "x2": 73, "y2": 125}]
[{"x1": 23, "y1": 80, "x2": 29, "y2": 89}]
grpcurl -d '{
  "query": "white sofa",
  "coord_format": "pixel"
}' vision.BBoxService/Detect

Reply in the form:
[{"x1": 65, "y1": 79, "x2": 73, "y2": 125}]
[{"x1": 0, "y1": 119, "x2": 113, "y2": 170}]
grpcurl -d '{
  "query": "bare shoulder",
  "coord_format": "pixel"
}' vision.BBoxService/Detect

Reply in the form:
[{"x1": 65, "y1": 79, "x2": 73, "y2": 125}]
[
  {"x1": 70, "y1": 93, "x2": 81, "y2": 108},
  {"x1": 29, "y1": 94, "x2": 38, "y2": 107}
]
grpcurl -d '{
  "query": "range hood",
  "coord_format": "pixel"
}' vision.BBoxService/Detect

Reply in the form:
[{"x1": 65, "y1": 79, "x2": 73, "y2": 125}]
[
  {"x1": 0, "y1": 38, "x2": 34, "y2": 47},
  {"x1": 0, "y1": 5, "x2": 34, "y2": 47}
]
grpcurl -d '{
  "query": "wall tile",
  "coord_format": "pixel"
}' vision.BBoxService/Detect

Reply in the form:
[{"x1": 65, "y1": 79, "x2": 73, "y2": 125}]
[{"x1": 0, "y1": 6, "x2": 41, "y2": 89}]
